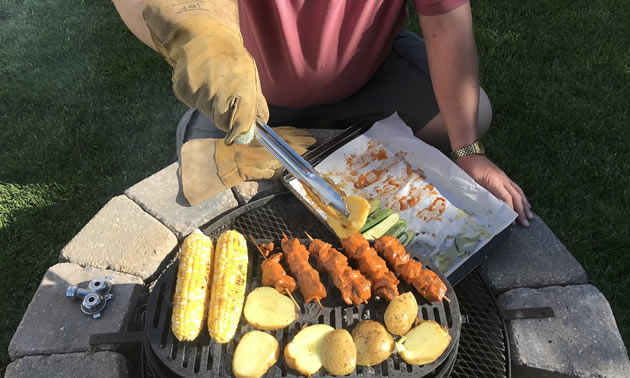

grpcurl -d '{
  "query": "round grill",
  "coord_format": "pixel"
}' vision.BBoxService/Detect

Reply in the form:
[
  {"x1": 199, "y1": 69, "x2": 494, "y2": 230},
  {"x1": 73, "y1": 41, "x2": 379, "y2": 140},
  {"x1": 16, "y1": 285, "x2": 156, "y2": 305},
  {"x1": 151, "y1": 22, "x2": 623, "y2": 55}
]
[{"x1": 144, "y1": 193, "x2": 508, "y2": 377}]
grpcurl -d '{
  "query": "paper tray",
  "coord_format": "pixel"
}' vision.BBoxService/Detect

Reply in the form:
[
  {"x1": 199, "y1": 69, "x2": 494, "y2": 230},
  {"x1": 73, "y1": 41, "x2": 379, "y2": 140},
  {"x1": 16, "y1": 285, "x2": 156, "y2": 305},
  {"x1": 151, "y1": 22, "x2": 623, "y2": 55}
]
[{"x1": 281, "y1": 122, "x2": 509, "y2": 286}]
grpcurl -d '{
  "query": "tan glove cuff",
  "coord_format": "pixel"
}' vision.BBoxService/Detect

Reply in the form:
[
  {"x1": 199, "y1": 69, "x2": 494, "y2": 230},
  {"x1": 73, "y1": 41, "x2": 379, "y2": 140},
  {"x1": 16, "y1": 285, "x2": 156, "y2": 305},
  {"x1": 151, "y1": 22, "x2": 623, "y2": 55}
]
[
  {"x1": 143, "y1": 0, "x2": 241, "y2": 56},
  {"x1": 180, "y1": 139, "x2": 231, "y2": 205}
]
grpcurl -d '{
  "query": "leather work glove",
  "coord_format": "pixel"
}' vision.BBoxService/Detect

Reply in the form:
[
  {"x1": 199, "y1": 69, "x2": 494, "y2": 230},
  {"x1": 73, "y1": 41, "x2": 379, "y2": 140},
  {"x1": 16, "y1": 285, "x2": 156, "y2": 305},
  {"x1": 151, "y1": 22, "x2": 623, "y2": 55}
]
[
  {"x1": 143, "y1": 0, "x2": 267, "y2": 145},
  {"x1": 180, "y1": 127, "x2": 316, "y2": 205}
]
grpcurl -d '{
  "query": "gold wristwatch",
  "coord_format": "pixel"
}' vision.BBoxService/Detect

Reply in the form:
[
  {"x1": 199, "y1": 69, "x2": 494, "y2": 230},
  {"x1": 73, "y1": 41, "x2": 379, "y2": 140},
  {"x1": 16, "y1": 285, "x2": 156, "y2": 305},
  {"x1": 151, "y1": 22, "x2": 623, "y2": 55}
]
[{"x1": 450, "y1": 140, "x2": 485, "y2": 160}]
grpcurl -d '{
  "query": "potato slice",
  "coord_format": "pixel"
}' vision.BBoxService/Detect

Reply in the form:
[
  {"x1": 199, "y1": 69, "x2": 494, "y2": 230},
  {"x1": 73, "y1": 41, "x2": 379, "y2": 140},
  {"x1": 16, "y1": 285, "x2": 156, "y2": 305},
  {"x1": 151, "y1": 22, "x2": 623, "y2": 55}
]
[
  {"x1": 351, "y1": 320, "x2": 394, "y2": 367},
  {"x1": 384, "y1": 292, "x2": 418, "y2": 336},
  {"x1": 233, "y1": 331, "x2": 279, "y2": 378},
  {"x1": 395, "y1": 320, "x2": 451, "y2": 365},
  {"x1": 244, "y1": 287, "x2": 298, "y2": 330},
  {"x1": 284, "y1": 324, "x2": 334, "y2": 376},
  {"x1": 327, "y1": 196, "x2": 370, "y2": 239},
  {"x1": 321, "y1": 329, "x2": 357, "y2": 376}
]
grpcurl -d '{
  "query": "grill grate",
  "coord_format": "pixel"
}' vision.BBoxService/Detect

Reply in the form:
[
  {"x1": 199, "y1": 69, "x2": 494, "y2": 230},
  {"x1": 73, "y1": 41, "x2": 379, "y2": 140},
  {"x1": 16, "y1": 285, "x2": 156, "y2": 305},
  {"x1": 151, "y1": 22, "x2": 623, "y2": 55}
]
[
  {"x1": 451, "y1": 271, "x2": 509, "y2": 377},
  {"x1": 144, "y1": 194, "x2": 508, "y2": 377}
]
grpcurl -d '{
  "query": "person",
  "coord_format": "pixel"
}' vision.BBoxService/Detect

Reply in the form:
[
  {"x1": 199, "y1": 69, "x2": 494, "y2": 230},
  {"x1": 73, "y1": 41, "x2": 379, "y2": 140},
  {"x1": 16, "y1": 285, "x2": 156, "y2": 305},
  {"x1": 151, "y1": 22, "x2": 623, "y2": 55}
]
[{"x1": 112, "y1": 0, "x2": 533, "y2": 226}]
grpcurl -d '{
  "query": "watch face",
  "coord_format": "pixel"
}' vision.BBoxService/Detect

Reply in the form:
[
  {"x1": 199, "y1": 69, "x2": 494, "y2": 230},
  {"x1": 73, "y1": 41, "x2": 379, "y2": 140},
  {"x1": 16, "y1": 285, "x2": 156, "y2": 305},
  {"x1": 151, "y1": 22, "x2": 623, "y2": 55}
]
[{"x1": 476, "y1": 142, "x2": 485, "y2": 154}]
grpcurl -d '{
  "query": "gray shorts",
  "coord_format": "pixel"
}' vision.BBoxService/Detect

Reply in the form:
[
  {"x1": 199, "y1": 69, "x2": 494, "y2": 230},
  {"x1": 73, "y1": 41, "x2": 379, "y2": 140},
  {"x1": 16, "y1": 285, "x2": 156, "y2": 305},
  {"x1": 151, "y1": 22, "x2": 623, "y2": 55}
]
[{"x1": 177, "y1": 29, "x2": 438, "y2": 154}]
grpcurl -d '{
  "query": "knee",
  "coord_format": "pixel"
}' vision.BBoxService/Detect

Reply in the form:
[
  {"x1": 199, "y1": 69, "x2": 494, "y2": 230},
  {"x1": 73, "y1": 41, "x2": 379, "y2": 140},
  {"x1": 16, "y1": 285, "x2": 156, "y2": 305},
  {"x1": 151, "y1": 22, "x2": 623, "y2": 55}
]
[{"x1": 478, "y1": 87, "x2": 493, "y2": 137}]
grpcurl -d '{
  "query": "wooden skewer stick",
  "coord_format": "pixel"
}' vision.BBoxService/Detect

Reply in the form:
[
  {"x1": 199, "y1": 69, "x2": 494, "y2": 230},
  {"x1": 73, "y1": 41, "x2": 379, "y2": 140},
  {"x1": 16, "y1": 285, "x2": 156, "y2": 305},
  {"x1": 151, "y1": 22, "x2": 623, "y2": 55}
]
[
  {"x1": 285, "y1": 289, "x2": 301, "y2": 312},
  {"x1": 444, "y1": 296, "x2": 451, "y2": 303},
  {"x1": 249, "y1": 234, "x2": 268, "y2": 261},
  {"x1": 304, "y1": 232, "x2": 314, "y2": 241},
  {"x1": 315, "y1": 298, "x2": 324, "y2": 310}
]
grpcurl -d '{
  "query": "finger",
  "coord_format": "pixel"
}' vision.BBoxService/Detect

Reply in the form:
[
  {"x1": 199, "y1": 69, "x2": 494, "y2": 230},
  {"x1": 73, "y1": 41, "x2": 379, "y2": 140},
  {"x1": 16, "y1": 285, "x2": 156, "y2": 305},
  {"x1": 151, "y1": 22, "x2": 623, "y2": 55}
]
[
  {"x1": 510, "y1": 180, "x2": 533, "y2": 219},
  {"x1": 491, "y1": 184, "x2": 516, "y2": 214},
  {"x1": 505, "y1": 183, "x2": 529, "y2": 227},
  {"x1": 225, "y1": 90, "x2": 257, "y2": 145}
]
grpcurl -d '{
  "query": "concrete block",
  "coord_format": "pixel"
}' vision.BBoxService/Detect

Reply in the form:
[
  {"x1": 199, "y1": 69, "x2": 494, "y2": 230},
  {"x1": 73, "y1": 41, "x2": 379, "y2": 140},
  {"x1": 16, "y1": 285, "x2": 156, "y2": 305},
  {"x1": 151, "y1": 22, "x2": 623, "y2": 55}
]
[
  {"x1": 498, "y1": 285, "x2": 630, "y2": 378},
  {"x1": 60, "y1": 195, "x2": 178, "y2": 279},
  {"x1": 232, "y1": 179, "x2": 285, "y2": 204},
  {"x1": 480, "y1": 215, "x2": 587, "y2": 293},
  {"x1": 9, "y1": 263, "x2": 145, "y2": 359},
  {"x1": 5, "y1": 352, "x2": 128, "y2": 378},
  {"x1": 125, "y1": 163, "x2": 238, "y2": 239}
]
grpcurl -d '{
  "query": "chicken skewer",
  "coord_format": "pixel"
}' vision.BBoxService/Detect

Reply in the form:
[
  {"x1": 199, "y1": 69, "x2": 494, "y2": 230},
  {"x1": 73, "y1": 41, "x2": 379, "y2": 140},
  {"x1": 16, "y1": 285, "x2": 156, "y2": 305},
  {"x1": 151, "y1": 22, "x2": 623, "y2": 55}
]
[
  {"x1": 281, "y1": 232, "x2": 326, "y2": 309},
  {"x1": 259, "y1": 242, "x2": 274, "y2": 258},
  {"x1": 305, "y1": 232, "x2": 372, "y2": 306},
  {"x1": 340, "y1": 234, "x2": 400, "y2": 301},
  {"x1": 249, "y1": 235, "x2": 301, "y2": 311},
  {"x1": 374, "y1": 236, "x2": 448, "y2": 303}
]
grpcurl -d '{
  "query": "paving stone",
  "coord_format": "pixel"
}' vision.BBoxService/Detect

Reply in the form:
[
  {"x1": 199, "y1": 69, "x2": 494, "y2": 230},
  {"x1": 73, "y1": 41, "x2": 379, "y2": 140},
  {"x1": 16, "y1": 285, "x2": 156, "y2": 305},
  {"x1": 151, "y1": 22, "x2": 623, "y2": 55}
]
[
  {"x1": 497, "y1": 285, "x2": 630, "y2": 378},
  {"x1": 479, "y1": 215, "x2": 587, "y2": 293},
  {"x1": 5, "y1": 351, "x2": 128, "y2": 378},
  {"x1": 9, "y1": 263, "x2": 145, "y2": 359},
  {"x1": 125, "y1": 163, "x2": 238, "y2": 239},
  {"x1": 60, "y1": 195, "x2": 178, "y2": 279}
]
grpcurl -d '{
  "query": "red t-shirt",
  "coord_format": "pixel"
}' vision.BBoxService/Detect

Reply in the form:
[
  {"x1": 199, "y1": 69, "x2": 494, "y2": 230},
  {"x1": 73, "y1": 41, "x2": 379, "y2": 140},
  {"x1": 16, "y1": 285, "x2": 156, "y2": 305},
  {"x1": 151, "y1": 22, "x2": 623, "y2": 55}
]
[{"x1": 238, "y1": 0, "x2": 468, "y2": 108}]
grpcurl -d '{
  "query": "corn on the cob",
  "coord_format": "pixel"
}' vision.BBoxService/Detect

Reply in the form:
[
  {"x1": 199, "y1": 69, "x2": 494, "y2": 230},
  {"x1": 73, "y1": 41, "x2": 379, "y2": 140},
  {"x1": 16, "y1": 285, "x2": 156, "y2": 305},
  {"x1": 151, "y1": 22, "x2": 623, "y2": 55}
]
[
  {"x1": 207, "y1": 230, "x2": 248, "y2": 343},
  {"x1": 171, "y1": 229, "x2": 214, "y2": 341}
]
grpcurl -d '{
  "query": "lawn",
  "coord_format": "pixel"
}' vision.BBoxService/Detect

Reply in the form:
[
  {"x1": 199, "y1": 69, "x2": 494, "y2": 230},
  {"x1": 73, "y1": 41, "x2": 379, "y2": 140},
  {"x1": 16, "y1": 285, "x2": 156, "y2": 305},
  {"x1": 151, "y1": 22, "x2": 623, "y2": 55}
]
[{"x1": 1, "y1": 0, "x2": 628, "y2": 373}]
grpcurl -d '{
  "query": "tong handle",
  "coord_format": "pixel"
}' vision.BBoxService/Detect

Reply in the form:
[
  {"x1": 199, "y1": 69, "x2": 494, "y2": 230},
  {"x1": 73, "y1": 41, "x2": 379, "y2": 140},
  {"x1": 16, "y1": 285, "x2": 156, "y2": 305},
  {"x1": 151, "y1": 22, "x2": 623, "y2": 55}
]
[{"x1": 255, "y1": 119, "x2": 350, "y2": 218}]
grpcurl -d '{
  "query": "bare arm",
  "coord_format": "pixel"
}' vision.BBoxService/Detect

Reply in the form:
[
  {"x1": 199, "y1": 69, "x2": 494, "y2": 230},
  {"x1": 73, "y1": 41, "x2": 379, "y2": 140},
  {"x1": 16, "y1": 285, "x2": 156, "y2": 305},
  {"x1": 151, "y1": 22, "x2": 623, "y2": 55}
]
[
  {"x1": 420, "y1": 2, "x2": 478, "y2": 151},
  {"x1": 420, "y1": 3, "x2": 533, "y2": 226},
  {"x1": 112, "y1": 0, "x2": 157, "y2": 51}
]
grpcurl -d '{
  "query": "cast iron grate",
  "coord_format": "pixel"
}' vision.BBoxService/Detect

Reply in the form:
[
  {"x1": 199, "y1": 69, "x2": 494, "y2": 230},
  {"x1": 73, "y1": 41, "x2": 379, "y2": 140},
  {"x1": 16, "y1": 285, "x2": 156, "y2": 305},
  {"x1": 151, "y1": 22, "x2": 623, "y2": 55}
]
[
  {"x1": 450, "y1": 271, "x2": 509, "y2": 377},
  {"x1": 144, "y1": 194, "x2": 507, "y2": 377}
]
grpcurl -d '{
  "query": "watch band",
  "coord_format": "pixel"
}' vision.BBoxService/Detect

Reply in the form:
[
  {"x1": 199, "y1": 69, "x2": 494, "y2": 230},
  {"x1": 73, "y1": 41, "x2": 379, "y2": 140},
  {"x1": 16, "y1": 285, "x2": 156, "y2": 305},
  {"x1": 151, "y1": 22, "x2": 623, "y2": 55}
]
[{"x1": 450, "y1": 140, "x2": 485, "y2": 160}]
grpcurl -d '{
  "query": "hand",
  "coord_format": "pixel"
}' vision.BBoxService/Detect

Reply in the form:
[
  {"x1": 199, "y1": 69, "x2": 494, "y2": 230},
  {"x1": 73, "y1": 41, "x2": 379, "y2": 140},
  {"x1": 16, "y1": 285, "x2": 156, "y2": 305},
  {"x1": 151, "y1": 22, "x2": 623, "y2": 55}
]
[
  {"x1": 455, "y1": 154, "x2": 534, "y2": 226},
  {"x1": 180, "y1": 127, "x2": 315, "y2": 205},
  {"x1": 169, "y1": 20, "x2": 268, "y2": 145}
]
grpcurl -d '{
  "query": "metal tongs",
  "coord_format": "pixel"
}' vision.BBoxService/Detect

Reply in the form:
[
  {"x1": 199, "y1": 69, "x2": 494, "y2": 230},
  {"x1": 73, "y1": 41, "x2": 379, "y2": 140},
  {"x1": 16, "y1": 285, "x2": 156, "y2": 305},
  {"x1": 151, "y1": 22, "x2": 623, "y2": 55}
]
[{"x1": 255, "y1": 118, "x2": 350, "y2": 218}]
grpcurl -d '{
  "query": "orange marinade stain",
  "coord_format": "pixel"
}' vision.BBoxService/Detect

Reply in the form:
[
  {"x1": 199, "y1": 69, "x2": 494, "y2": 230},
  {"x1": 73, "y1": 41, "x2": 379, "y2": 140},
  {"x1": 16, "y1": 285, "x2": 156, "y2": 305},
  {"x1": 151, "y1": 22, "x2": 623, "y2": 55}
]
[
  {"x1": 345, "y1": 154, "x2": 357, "y2": 168},
  {"x1": 398, "y1": 195, "x2": 420, "y2": 211},
  {"x1": 395, "y1": 184, "x2": 437, "y2": 211},
  {"x1": 403, "y1": 162, "x2": 425, "y2": 179},
  {"x1": 417, "y1": 197, "x2": 447, "y2": 222},
  {"x1": 355, "y1": 169, "x2": 385, "y2": 189},
  {"x1": 372, "y1": 149, "x2": 387, "y2": 161},
  {"x1": 385, "y1": 179, "x2": 400, "y2": 188}
]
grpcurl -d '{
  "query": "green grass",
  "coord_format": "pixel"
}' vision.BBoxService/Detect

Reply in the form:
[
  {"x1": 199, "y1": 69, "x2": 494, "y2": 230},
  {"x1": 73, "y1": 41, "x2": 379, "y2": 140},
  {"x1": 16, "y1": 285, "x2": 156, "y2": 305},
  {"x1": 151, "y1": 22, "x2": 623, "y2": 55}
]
[{"x1": 1, "y1": 0, "x2": 628, "y2": 373}]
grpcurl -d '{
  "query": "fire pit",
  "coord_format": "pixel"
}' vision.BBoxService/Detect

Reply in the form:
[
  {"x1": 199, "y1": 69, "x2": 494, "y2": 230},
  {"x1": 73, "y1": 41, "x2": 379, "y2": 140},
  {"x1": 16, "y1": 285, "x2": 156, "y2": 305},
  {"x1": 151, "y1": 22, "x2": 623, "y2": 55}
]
[{"x1": 143, "y1": 193, "x2": 509, "y2": 377}]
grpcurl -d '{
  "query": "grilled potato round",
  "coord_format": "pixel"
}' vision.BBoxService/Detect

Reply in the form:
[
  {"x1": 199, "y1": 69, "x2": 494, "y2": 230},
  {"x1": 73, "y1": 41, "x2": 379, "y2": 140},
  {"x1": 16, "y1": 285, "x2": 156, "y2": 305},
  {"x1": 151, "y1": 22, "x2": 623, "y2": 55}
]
[
  {"x1": 351, "y1": 320, "x2": 394, "y2": 366},
  {"x1": 321, "y1": 329, "x2": 357, "y2": 376},
  {"x1": 384, "y1": 292, "x2": 418, "y2": 336}
]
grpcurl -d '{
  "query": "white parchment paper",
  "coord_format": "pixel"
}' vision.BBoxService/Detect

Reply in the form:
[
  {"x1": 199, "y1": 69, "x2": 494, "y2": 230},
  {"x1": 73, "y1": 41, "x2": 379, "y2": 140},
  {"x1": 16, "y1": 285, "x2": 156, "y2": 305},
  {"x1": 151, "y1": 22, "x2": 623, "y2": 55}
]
[{"x1": 289, "y1": 113, "x2": 516, "y2": 276}]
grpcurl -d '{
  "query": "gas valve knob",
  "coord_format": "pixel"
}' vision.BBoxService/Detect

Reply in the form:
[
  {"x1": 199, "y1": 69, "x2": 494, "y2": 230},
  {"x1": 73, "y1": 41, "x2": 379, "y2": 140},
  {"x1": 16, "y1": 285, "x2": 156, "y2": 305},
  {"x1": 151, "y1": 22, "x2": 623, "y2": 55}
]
[
  {"x1": 66, "y1": 277, "x2": 114, "y2": 319},
  {"x1": 88, "y1": 277, "x2": 112, "y2": 295}
]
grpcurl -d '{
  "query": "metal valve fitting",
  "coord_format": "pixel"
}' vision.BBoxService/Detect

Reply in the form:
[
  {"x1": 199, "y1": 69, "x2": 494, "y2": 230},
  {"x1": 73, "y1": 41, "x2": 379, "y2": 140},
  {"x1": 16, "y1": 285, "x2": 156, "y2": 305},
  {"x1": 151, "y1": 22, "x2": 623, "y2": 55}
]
[{"x1": 66, "y1": 277, "x2": 114, "y2": 318}]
